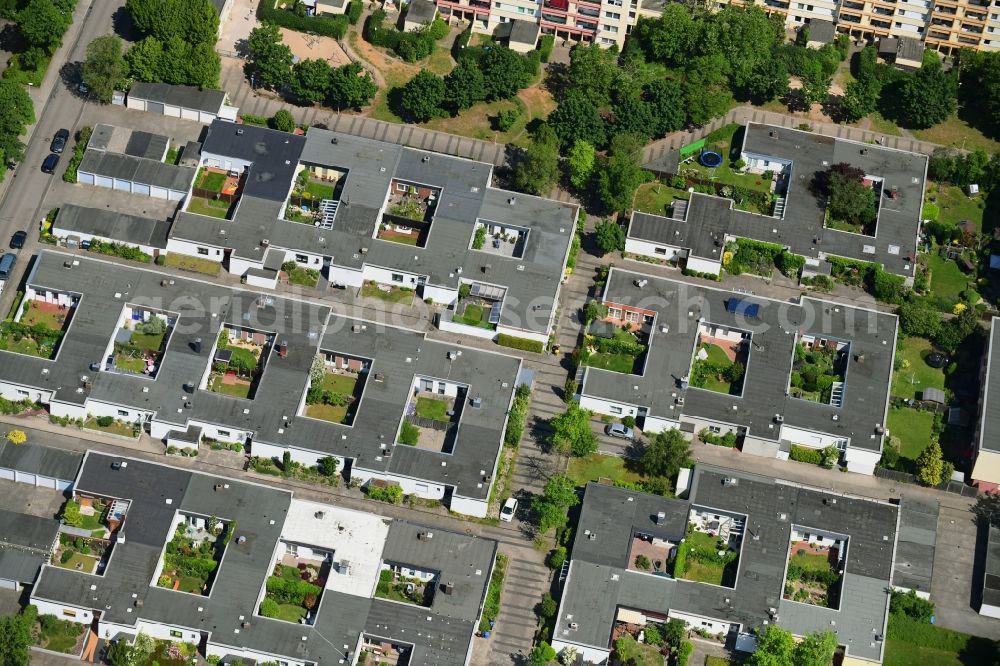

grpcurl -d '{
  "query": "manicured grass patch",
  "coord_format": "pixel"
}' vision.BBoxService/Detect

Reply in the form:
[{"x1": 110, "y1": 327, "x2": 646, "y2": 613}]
[
  {"x1": 678, "y1": 529, "x2": 738, "y2": 586},
  {"x1": 35, "y1": 614, "x2": 86, "y2": 653},
  {"x1": 927, "y1": 253, "x2": 972, "y2": 304},
  {"x1": 700, "y1": 343, "x2": 730, "y2": 365},
  {"x1": 197, "y1": 169, "x2": 227, "y2": 192},
  {"x1": 867, "y1": 112, "x2": 902, "y2": 137},
  {"x1": 55, "y1": 551, "x2": 99, "y2": 573},
  {"x1": 83, "y1": 418, "x2": 137, "y2": 438},
  {"x1": 129, "y1": 331, "x2": 166, "y2": 352},
  {"x1": 315, "y1": 372, "x2": 357, "y2": 395},
  {"x1": 892, "y1": 337, "x2": 946, "y2": 400},
  {"x1": 164, "y1": 254, "x2": 221, "y2": 276},
  {"x1": 21, "y1": 307, "x2": 68, "y2": 330},
  {"x1": 415, "y1": 396, "x2": 449, "y2": 422},
  {"x1": 632, "y1": 181, "x2": 690, "y2": 216},
  {"x1": 585, "y1": 352, "x2": 638, "y2": 374},
  {"x1": 884, "y1": 613, "x2": 1000, "y2": 666},
  {"x1": 305, "y1": 402, "x2": 348, "y2": 422},
  {"x1": 187, "y1": 197, "x2": 232, "y2": 219},
  {"x1": 453, "y1": 303, "x2": 493, "y2": 329},
  {"x1": 304, "y1": 180, "x2": 336, "y2": 200},
  {"x1": 887, "y1": 407, "x2": 936, "y2": 460},
  {"x1": 276, "y1": 603, "x2": 308, "y2": 623},
  {"x1": 379, "y1": 230, "x2": 420, "y2": 245},
  {"x1": 208, "y1": 375, "x2": 252, "y2": 398},
  {"x1": 114, "y1": 354, "x2": 147, "y2": 373},
  {"x1": 360, "y1": 281, "x2": 414, "y2": 304},
  {"x1": 567, "y1": 453, "x2": 644, "y2": 487}
]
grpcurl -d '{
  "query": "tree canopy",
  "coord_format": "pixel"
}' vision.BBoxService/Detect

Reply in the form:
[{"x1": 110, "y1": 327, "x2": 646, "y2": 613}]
[
  {"x1": 549, "y1": 402, "x2": 598, "y2": 457},
  {"x1": 596, "y1": 133, "x2": 651, "y2": 213},
  {"x1": 533, "y1": 474, "x2": 579, "y2": 533},
  {"x1": 594, "y1": 219, "x2": 625, "y2": 255},
  {"x1": 124, "y1": 0, "x2": 220, "y2": 87},
  {"x1": 397, "y1": 71, "x2": 446, "y2": 123},
  {"x1": 638, "y1": 429, "x2": 691, "y2": 480},
  {"x1": 247, "y1": 23, "x2": 294, "y2": 90},
  {"x1": 513, "y1": 124, "x2": 560, "y2": 197},
  {"x1": 83, "y1": 35, "x2": 126, "y2": 104},
  {"x1": 0, "y1": 604, "x2": 36, "y2": 666},
  {"x1": 747, "y1": 625, "x2": 837, "y2": 666}
]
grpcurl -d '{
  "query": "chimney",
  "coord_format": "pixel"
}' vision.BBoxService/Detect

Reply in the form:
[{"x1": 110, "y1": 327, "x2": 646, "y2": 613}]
[
  {"x1": 192, "y1": 338, "x2": 202, "y2": 354},
  {"x1": 278, "y1": 340, "x2": 288, "y2": 358},
  {"x1": 443, "y1": 582, "x2": 455, "y2": 595},
  {"x1": 656, "y1": 511, "x2": 665, "y2": 525}
]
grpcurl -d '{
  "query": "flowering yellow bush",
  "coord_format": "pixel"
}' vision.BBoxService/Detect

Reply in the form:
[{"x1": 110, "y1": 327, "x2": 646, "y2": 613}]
[
  {"x1": 722, "y1": 251, "x2": 734, "y2": 266},
  {"x1": 6, "y1": 430, "x2": 26, "y2": 445},
  {"x1": 953, "y1": 303, "x2": 967, "y2": 315}
]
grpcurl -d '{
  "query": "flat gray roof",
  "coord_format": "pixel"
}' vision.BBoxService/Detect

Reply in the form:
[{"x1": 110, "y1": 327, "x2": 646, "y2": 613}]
[
  {"x1": 53, "y1": 204, "x2": 170, "y2": 249},
  {"x1": 892, "y1": 496, "x2": 938, "y2": 596},
  {"x1": 984, "y1": 515, "x2": 1000, "y2": 610},
  {"x1": 580, "y1": 267, "x2": 897, "y2": 453},
  {"x1": 556, "y1": 466, "x2": 898, "y2": 662},
  {"x1": 169, "y1": 125, "x2": 576, "y2": 335},
  {"x1": 631, "y1": 123, "x2": 926, "y2": 277},
  {"x1": 78, "y1": 150, "x2": 195, "y2": 192},
  {"x1": 979, "y1": 318, "x2": 1000, "y2": 454},
  {"x1": 199, "y1": 120, "x2": 305, "y2": 202},
  {"x1": 405, "y1": 0, "x2": 436, "y2": 24},
  {"x1": 31, "y1": 453, "x2": 493, "y2": 665},
  {"x1": 0, "y1": 440, "x2": 82, "y2": 481},
  {"x1": 0, "y1": 509, "x2": 59, "y2": 584},
  {"x1": 2, "y1": 251, "x2": 520, "y2": 499},
  {"x1": 128, "y1": 82, "x2": 227, "y2": 114}
]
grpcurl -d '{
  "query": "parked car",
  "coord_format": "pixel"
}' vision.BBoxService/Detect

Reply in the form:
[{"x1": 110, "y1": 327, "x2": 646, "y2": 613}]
[
  {"x1": 0, "y1": 253, "x2": 16, "y2": 280},
  {"x1": 10, "y1": 230, "x2": 26, "y2": 249},
  {"x1": 41, "y1": 153, "x2": 59, "y2": 174},
  {"x1": 605, "y1": 423, "x2": 634, "y2": 440},
  {"x1": 50, "y1": 128, "x2": 69, "y2": 153},
  {"x1": 499, "y1": 497, "x2": 518, "y2": 522}
]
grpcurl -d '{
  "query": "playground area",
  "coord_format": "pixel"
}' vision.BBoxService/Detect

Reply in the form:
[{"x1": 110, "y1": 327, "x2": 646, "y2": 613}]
[{"x1": 280, "y1": 27, "x2": 352, "y2": 67}]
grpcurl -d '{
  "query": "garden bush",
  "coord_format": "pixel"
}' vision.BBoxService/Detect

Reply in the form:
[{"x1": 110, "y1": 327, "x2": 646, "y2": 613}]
[
  {"x1": 504, "y1": 384, "x2": 531, "y2": 447},
  {"x1": 265, "y1": 575, "x2": 321, "y2": 605},
  {"x1": 88, "y1": 239, "x2": 151, "y2": 263},
  {"x1": 258, "y1": 0, "x2": 348, "y2": 38},
  {"x1": 367, "y1": 483, "x2": 403, "y2": 504},
  {"x1": 497, "y1": 334, "x2": 544, "y2": 353},
  {"x1": 789, "y1": 444, "x2": 822, "y2": 465},
  {"x1": 259, "y1": 598, "x2": 280, "y2": 618},
  {"x1": 95, "y1": 415, "x2": 114, "y2": 428},
  {"x1": 699, "y1": 429, "x2": 738, "y2": 448},
  {"x1": 346, "y1": 0, "x2": 362, "y2": 24},
  {"x1": 672, "y1": 542, "x2": 689, "y2": 578},
  {"x1": 726, "y1": 238, "x2": 784, "y2": 276}
]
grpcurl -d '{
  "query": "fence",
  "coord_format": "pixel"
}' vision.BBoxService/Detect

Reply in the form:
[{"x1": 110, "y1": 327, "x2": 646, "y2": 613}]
[{"x1": 191, "y1": 187, "x2": 238, "y2": 203}]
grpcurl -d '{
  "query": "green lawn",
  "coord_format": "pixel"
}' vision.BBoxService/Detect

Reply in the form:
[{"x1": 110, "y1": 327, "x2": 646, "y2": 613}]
[
  {"x1": 927, "y1": 253, "x2": 973, "y2": 304},
  {"x1": 316, "y1": 372, "x2": 357, "y2": 396},
  {"x1": 360, "y1": 282, "x2": 414, "y2": 304},
  {"x1": 0, "y1": 334, "x2": 45, "y2": 356},
  {"x1": 305, "y1": 402, "x2": 348, "y2": 423},
  {"x1": 453, "y1": 303, "x2": 493, "y2": 329},
  {"x1": 927, "y1": 182, "x2": 985, "y2": 231},
  {"x1": 128, "y1": 330, "x2": 166, "y2": 352},
  {"x1": 567, "y1": 453, "x2": 645, "y2": 487},
  {"x1": 700, "y1": 343, "x2": 730, "y2": 365},
  {"x1": 276, "y1": 603, "x2": 308, "y2": 623},
  {"x1": 691, "y1": 344, "x2": 737, "y2": 395},
  {"x1": 21, "y1": 307, "x2": 67, "y2": 329},
  {"x1": 790, "y1": 550, "x2": 832, "y2": 573},
  {"x1": 177, "y1": 575, "x2": 205, "y2": 594},
  {"x1": 887, "y1": 407, "x2": 936, "y2": 460},
  {"x1": 585, "y1": 352, "x2": 638, "y2": 374},
  {"x1": 680, "y1": 530, "x2": 736, "y2": 586},
  {"x1": 416, "y1": 396, "x2": 450, "y2": 422},
  {"x1": 35, "y1": 615, "x2": 86, "y2": 653},
  {"x1": 55, "y1": 552, "x2": 99, "y2": 574},
  {"x1": 632, "y1": 181, "x2": 690, "y2": 216},
  {"x1": 286, "y1": 265, "x2": 319, "y2": 288},
  {"x1": 304, "y1": 180, "x2": 336, "y2": 200},
  {"x1": 164, "y1": 253, "x2": 221, "y2": 276},
  {"x1": 187, "y1": 196, "x2": 232, "y2": 219},
  {"x1": 911, "y1": 114, "x2": 1000, "y2": 154},
  {"x1": 113, "y1": 353, "x2": 147, "y2": 373},
  {"x1": 867, "y1": 112, "x2": 902, "y2": 137},
  {"x1": 197, "y1": 169, "x2": 227, "y2": 192},
  {"x1": 83, "y1": 418, "x2": 137, "y2": 438},
  {"x1": 892, "y1": 337, "x2": 946, "y2": 400},
  {"x1": 885, "y1": 613, "x2": 1000, "y2": 666},
  {"x1": 704, "y1": 658, "x2": 734, "y2": 666},
  {"x1": 885, "y1": 640, "x2": 962, "y2": 666},
  {"x1": 208, "y1": 374, "x2": 252, "y2": 399}
]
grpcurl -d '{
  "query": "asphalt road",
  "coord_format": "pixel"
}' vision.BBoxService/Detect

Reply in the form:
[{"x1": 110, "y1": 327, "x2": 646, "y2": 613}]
[{"x1": 0, "y1": 0, "x2": 123, "y2": 316}]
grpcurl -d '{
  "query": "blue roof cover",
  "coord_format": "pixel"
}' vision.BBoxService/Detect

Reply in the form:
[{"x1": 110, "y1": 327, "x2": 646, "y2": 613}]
[{"x1": 726, "y1": 298, "x2": 759, "y2": 318}]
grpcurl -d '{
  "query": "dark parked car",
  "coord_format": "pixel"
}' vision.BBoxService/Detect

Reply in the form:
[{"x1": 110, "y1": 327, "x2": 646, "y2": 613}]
[
  {"x1": 10, "y1": 230, "x2": 27, "y2": 249},
  {"x1": 41, "y1": 153, "x2": 59, "y2": 174},
  {"x1": 50, "y1": 128, "x2": 69, "y2": 154}
]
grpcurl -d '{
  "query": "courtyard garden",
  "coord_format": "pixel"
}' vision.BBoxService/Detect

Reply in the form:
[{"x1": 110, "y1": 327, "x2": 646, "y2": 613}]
[
  {"x1": 690, "y1": 341, "x2": 745, "y2": 396},
  {"x1": 360, "y1": 281, "x2": 414, "y2": 305},
  {"x1": 375, "y1": 569, "x2": 434, "y2": 607},
  {"x1": 0, "y1": 300, "x2": 73, "y2": 359},
  {"x1": 53, "y1": 534, "x2": 106, "y2": 575},
  {"x1": 189, "y1": 167, "x2": 238, "y2": 220},
  {"x1": 887, "y1": 407, "x2": 937, "y2": 461},
  {"x1": 452, "y1": 301, "x2": 494, "y2": 329},
  {"x1": 156, "y1": 519, "x2": 231, "y2": 595},
  {"x1": 376, "y1": 222, "x2": 424, "y2": 246},
  {"x1": 33, "y1": 613, "x2": 88, "y2": 654},
  {"x1": 415, "y1": 396, "x2": 450, "y2": 422},
  {"x1": 83, "y1": 416, "x2": 140, "y2": 438},
  {"x1": 581, "y1": 327, "x2": 647, "y2": 375},
  {"x1": 207, "y1": 328, "x2": 265, "y2": 399},
  {"x1": 61, "y1": 498, "x2": 108, "y2": 537},
  {"x1": 891, "y1": 337, "x2": 946, "y2": 401},
  {"x1": 112, "y1": 315, "x2": 169, "y2": 376},
  {"x1": 284, "y1": 169, "x2": 341, "y2": 224},
  {"x1": 282, "y1": 261, "x2": 320, "y2": 288},
  {"x1": 260, "y1": 561, "x2": 325, "y2": 623},
  {"x1": 162, "y1": 253, "x2": 221, "y2": 276},
  {"x1": 818, "y1": 163, "x2": 879, "y2": 236},
  {"x1": 783, "y1": 543, "x2": 842, "y2": 608},
  {"x1": 790, "y1": 341, "x2": 847, "y2": 405},
  {"x1": 305, "y1": 370, "x2": 359, "y2": 424},
  {"x1": 567, "y1": 453, "x2": 644, "y2": 488},
  {"x1": 924, "y1": 182, "x2": 985, "y2": 232},
  {"x1": 674, "y1": 526, "x2": 739, "y2": 587},
  {"x1": 632, "y1": 180, "x2": 690, "y2": 217}
]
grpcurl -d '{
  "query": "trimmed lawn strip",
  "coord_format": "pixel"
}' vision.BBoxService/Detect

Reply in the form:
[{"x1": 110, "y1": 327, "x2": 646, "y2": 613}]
[
  {"x1": 83, "y1": 418, "x2": 137, "y2": 438},
  {"x1": 632, "y1": 182, "x2": 690, "y2": 216},
  {"x1": 415, "y1": 396, "x2": 449, "y2": 422},
  {"x1": 887, "y1": 407, "x2": 935, "y2": 460},
  {"x1": 305, "y1": 402, "x2": 348, "y2": 422},
  {"x1": 209, "y1": 375, "x2": 252, "y2": 399},
  {"x1": 164, "y1": 254, "x2": 221, "y2": 276},
  {"x1": 910, "y1": 114, "x2": 1000, "y2": 154},
  {"x1": 585, "y1": 352, "x2": 637, "y2": 374},
  {"x1": 567, "y1": 453, "x2": 643, "y2": 487},
  {"x1": 927, "y1": 253, "x2": 972, "y2": 304},
  {"x1": 187, "y1": 197, "x2": 232, "y2": 219},
  {"x1": 360, "y1": 282, "x2": 414, "y2": 304}
]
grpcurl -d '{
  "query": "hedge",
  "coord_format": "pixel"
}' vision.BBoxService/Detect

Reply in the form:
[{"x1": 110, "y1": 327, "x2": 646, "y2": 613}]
[
  {"x1": 497, "y1": 334, "x2": 544, "y2": 353},
  {"x1": 88, "y1": 239, "x2": 152, "y2": 264},
  {"x1": 672, "y1": 542, "x2": 689, "y2": 578},
  {"x1": 346, "y1": 0, "x2": 362, "y2": 24},
  {"x1": 677, "y1": 640, "x2": 694, "y2": 666},
  {"x1": 789, "y1": 444, "x2": 823, "y2": 465},
  {"x1": 257, "y1": 1, "x2": 348, "y2": 38},
  {"x1": 265, "y1": 575, "x2": 321, "y2": 605},
  {"x1": 367, "y1": 484, "x2": 403, "y2": 504},
  {"x1": 699, "y1": 429, "x2": 737, "y2": 448},
  {"x1": 776, "y1": 251, "x2": 806, "y2": 278},
  {"x1": 590, "y1": 336, "x2": 644, "y2": 356},
  {"x1": 478, "y1": 553, "x2": 508, "y2": 633},
  {"x1": 539, "y1": 34, "x2": 555, "y2": 63},
  {"x1": 503, "y1": 384, "x2": 531, "y2": 447},
  {"x1": 62, "y1": 126, "x2": 92, "y2": 184}
]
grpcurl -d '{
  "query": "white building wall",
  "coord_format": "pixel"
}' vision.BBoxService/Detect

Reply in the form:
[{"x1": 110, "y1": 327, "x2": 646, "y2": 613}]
[
  {"x1": 363, "y1": 264, "x2": 424, "y2": 289},
  {"x1": 50, "y1": 227, "x2": 158, "y2": 256},
  {"x1": 228, "y1": 255, "x2": 263, "y2": 277},
  {"x1": 252, "y1": 440, "x2": 344, "y2": 470},
  {"x1": 188, "y1": 420, "x2": 249, "y2": 444},
  {"x1": 679, "y1": 415, "x2": 741, "y2": 438},
  {"x1": 281, "y1": 248, "x2": 325, "y2": 270},
  {"x1": 666, "y1": 609, "x2": 733, "y2": 636},
  {"x1": 550, "y1": 639, "x2": 610, "y2": 664},
  {"x1": 742, "y1": 436, "x2": 780, "y2": 458},
  {"x1": 449, "y1": 494, "x2": 488, "y2": 518},
  {"x1": 779, "y1": 425, "x2": 844, "y2": 450},
  {"x1": 328, "y1": 264, "x2": 364, "y2": 288},
  {"x1": 845, "y1": 446, "x2": 880, "y2": 475},
  {"x1": 642, "y1": 416, "x2": 682, "y2": 435},
  {"x1": 438, "y1": 317, "x2": 496, "y2": 340},
  {"x1": 135, "y1": 620, "x2": 199, "y2": 644},
  {"x1": 686, "y1": 256, "x2": 722, "y2": 275},
  {"x1": 0, "y1": 379, "x2": 52, "y2": 404},
  {"x1": 495, "y1": 324, "x2": 549, "y2": 345},
  {"x1": 205, "y1": 642, "x2": 307, "y2": 666},
  {"x1": 423, "y1": 283, "x2": 457, "y2": 305},
  {"x1": 97, "y1": 621, "x2": 136, "y2": 642},
  {"x1": 244, "y1": 272, "x2": 278, "y2": 289},
  {"x1": 82, "y1": 400, "x2": 148, "y2": 424},
  {"x1": 352, "y1": 466, "x2": 447, "y2": 501},
  {"x1": 49, "y1": 400, "x2": 89, "y2": 421},
  {"x1": 625, "y1": 237, "x2": 686, "y2": 262},
  {"x1": 981, "y1": 603, "x2": 1000, "y2": 619},
  {"x1": 31, "y1": 597, "x2": 93, "y2": 625},
  {"x1": 579, "y1": 394, "x2": 640, "y2": 419},
  {"x1": 200, "y1": 152, "x2": 252, "y2": 174},
  {"x1": 165, "y1": 238, "x2": 225, "y2": 263}
]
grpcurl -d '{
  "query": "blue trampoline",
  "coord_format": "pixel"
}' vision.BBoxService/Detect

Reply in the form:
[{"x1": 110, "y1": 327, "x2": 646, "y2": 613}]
[{"x1": 700, "y1": 151, "x2": 723, "y2": 168}]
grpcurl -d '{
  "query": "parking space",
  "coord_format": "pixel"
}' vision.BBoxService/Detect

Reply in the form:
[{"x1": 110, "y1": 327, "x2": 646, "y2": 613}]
[
  {"x1": 79, "y1": 103, "x2": 207, "y2": 147},
  {"x1": 0, "y1": 477, "x2": 67, "y2": 520}
]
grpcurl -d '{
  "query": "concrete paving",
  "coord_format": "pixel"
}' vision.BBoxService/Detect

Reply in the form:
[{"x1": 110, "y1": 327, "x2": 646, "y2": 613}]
[{"x1": 0, "y1": 478, "x2": 66, "y2": 520}]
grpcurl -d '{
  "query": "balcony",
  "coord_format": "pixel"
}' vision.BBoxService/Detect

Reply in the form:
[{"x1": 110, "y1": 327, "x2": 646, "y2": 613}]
[
  {"x1": 544, "y1": 0, "x2": 569, "y2": 8},
  {"x1": 542, "y1": 11, "x2": 568, "y2": 22},
  {"x1": 932, "y1": 18, "x2": 954, "y2": 25},
  {"x1": 961, "y1": 23, "x2": 984, "y2": 31},
  {"x1": 933, "y1": 5, "x2": 957, "y2": 13},
  {"x1": 873, "y1": 6, "x2": 893, "y2": 14},
  {"x1": 872, "y1": 18, "x2": 892, "y2": 27},
  {"x1": 840, "y1": 12, "x2": 862, "y2": 21},
  {"x1": 927, "y1": 30, "x2": 952, "y2": 38},
  {"x1": 959, "y1": 34, "x2": 981, "y2": 43}
]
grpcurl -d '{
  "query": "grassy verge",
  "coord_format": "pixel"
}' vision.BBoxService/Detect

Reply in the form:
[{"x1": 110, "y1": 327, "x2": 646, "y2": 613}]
[
  {"x1": 885, "y1": 613, "x2": 1000, "y2": 666},
  {"x1": 886, "y1": 407, "x2": 936, "y2": 460},
  {"x1": 911, "y1": 114, "x2": 1000, "y2": 154},
  {"x1": 478, "y1": 553, "x2": 508, "y2": 633},
  {"x1": 163, "y1": 254, "x2": 222, "y2": 276},
  {"x1": 567, "y1": 453, "x2": 643, "y2": 487},
  {"x1": 632, "y1": 181, "x2": 690, "y2": 216}
]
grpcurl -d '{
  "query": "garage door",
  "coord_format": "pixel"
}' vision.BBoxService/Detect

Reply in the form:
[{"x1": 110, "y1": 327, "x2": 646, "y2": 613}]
[
  {"x1": 95, "y1": 175, "x2": 113, "y2": 188},
  {"x1": 198, "y1": 111, "x2": 216, "y2": 123},
  {"x1": 78, "y1": 172, "x2": 95, "y2": 185},
  {"x1": 55, "y1": 479, "x2": 72, "y2": 492},
  {"x1": 132, "y1": 182, "x2": 150, "y2": 196},
  {"x1": 114, "y1": 179, "x2": 132, "y2": 192},
  {"x1": 147, "y1": 101, "x2": 164, "y2": 115},
  {"x1": 164, "y1": 105, "x2": 181, "y2": 118},
  {"x1": 167, "y1": 190, "x2": 185, "y2": 202},
  {"x1": 181, "y1": 108, "x2": 199, "y2": 121},
  {"x1": 14, "y1": 471, "x2": 36, "y2": 485},
  {"x1": 35, "y1": 475, "x2": 56, "y2": 489},
  {"x1": 0, "y1": 468, "x2": 13, "y2": 481},
  {"x1": 150, "y1": 185, "x2": 168, "y2": 199}
]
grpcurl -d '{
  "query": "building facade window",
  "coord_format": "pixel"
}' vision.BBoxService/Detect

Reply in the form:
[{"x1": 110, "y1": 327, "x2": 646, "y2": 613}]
[
  {"x1": 197, "y1": 247, "x2": 209, "y2": 256},
  {"x1": 391, "y1": 273, "x2": 404, "y2": 283},
  {"x1": 610, "y1": 406, "x2": 623, "y2": 414}
]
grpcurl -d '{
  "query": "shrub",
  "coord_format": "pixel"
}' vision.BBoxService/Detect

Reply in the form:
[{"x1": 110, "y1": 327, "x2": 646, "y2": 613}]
[
  {"x1": 62, "y1": 126, "x2": 93, "y2": 184},
  {"x1": 346, "y1": 0, "x2": 362, "y2": 24},
  {"x1": 495, "y1": 107, "x2": 519, "y2": 132},
  {"x1": 257, "y1": 0, "x2": 349, "y2": 38},
  {"x1": 677, "y1": 640, "x2": 694, "y2": 666},
  {"x1": 497, "y1": 334, "x2": 544, "y2": 353},
  {"x1": 399, "y1": 421, "x2": 420, "y2": 445},
  {"x1": 259, "y1": 598, "x2": 280, "y2": 618},
  {"x1": 789, "y1": 444, "x2": 823, "y2": 465},
  {"x1": 367, "y1": 483, "x2": 403, "y2": 504},
  {"x1": 890, "y1": 590, "x2": 934, "y2": 622},
  {"x1": 269, "y1": 109, "x2": 296, "y2": 132},
  {"x1": 699, "y1": 429, "x2": 738, "y2": 448},
  {"x1": 504, "y1": 384, "x2": 531, "y2": 447},
  {"x1": 429, "y1": 17, "x2": 449, "y2": 40},
  {"x1": 547, "y1": 546, "x2": 566, "y2": 570},
  {"x1": 95, "y1": 415, "x2": 114, "y2": 428},
  {"x1": 563, "y1": 378, "x2": 577, "y2": 403},
  {"x1": 154, "y1": 255, "x2": 166, "y2": 266},
  {"x1": 60, "y1": 549, "x2": 74, "y2": 564},
  {"x1": 318, "y1": 456, "x2": 338, "y2": 477},
  {"x1": 634, "y1": 555, "x2": 652, "y2": 570},
  {"x1": 672, "y1": 542, "x2": 689, "y2": 577}
]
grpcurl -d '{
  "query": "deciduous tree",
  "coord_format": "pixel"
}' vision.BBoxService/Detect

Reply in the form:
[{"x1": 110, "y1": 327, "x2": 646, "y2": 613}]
[
  {"x1": 83, "y1": 35, "x2": 126, "y2": 104},
  {"x1": 896, "y1": 63, "x2": 957, "y2": 129},
  {"x1": 546, "y1": 90, "x2": 607, "y2": 151},
  {"x1": 397, "y1": 71, "x2": 445, "y2": 122},
  {"x1": 443, "y1": 58, "x2": 485, "y2": 113},
  {"x1": 17, "y1": 0, "x2": 70, "y2": 52},
  {"x1": 549, "y1": 402, "x2": 597, "y2": 457},
  {"x1": 479, "y1": 46, "x2": 531, "y2": 101},
  {"x1": 513, "y1": 124, "x2": 560, "y2": 196},
  {"x1": 289, "y1": 58, "x2": 332, "y2": 104},
  {"x1": 594, "y1": 219, "x2": 625, "y2": 255},
  {"x1": 638, "y1": 429, "x2": 691, "y2": 480},
  {"x1": 532, "y1": 474, "x2": 579, "y2": 533},
  {"x1": 565, "y1": 139, "x2": 596, "y2": 190},
  {"x1": 596, "y1": 133, "x2": 651, "y2": 213},
  {"x1": 327, "y1": 62, "x2": 377, "y2": 110},
  {"x1": 915, "y1": 439, "x2": 945, "y2": 486},
  {"x1": 247, "y1": 23, "x2": 293, "y2": 90}
]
